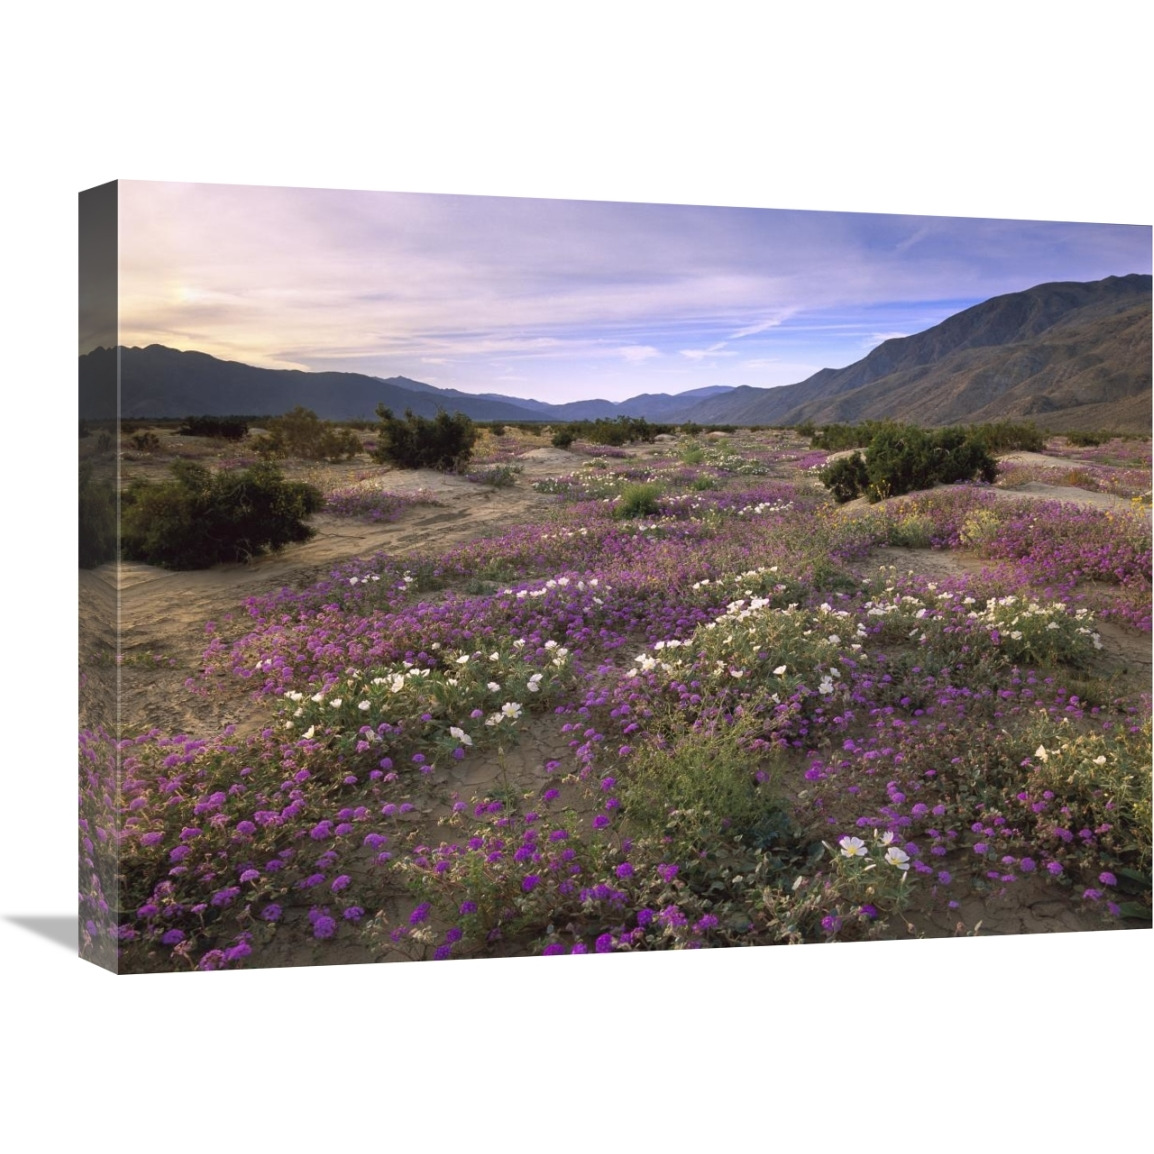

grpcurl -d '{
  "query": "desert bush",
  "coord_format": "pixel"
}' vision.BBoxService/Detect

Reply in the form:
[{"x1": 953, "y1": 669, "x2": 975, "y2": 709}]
[
  {"x1": 466, "y1": 464, "x2": 522, "y2": 488},
  {"x1": 253, "y1": 407, "x2": 361, "y2": 461},
  {"x1": 178, "y1": 415, "x2": 251, "y2": 441},
  {"x1": 553, "y1": 417, "x2": 673, "y2": 447},
  {"x1": 78, "y1": 464, "x2": 117, "y2": 568},
  {"x1": 120, "y1": 461, "x2": 322, "y2": 568},
  {"x1": 130, "y1": 431, "x2": 160, "y2": 452},
  {"x1": 819, "y1": 425, "x2": 996, "y2": 503},
  {"x1": 96, "y1": 431, "x2": 113, "y2": 453},
  {"x1": 965, "y1": 420, "x2": 1044, "y2": 453},
  {"x1": 1066, "y1": 430, "x2": 1106, "y2": 448},
  {"x1": 372, "y1": 406, "x2": 478, "y2": 471},
  {"x1": 819, "y1": 451, "x2": 869, "y2": 503},
  {"x1": 489, "y1": 424, "x2": 506, "y2": 437},
  {"x1": 614, "y1": 482, "x2": 662, "y2": 519},
  {"x1": 551, "y1": 428, "x2": 575, "y2": 449},
  {"x1": 680, "y1": 422, "x2": 703, "y2": 437}
]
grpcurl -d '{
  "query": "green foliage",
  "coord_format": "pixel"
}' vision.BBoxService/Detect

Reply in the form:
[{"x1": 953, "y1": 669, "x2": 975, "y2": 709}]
[
  {"x1": 818, "y1": 451, "x2": 869, "y2": 503},
  {"x1": 552, "y1": 416, "x2": 674, "y2": 447},
  {"x1": 818, "y1": 425, "x2": 997, "y2": 503},
  {"x1": 78, "y1": 463, "x2": 117, "y2": 568},
  {"x1": 680, "y1": 447, "x2": 706, "y2": 466},
  {"x1": 614, "y1": 482, "x2": 663, "y2": 519},
  {"x1": 253, "y1": 406, "x2": 361, "y2": 461},
  {"x1": 178, "y1": 415, "x2": 250, "y2": 441},
  {"x1": 120, "y1": 461, "x2": 322, "y2": 569},
  {"x1": 680, "y1": 421, "x2": 703, "y2": 436},
  {"x1": 619, "y1": 719, "x2": 781, "y2": 846},
  {"x1": 130, "y1": 431, "x2": 160, "y2": 452},
  {"x1": 469, "y1": 464, "x2": 522, "y2": 488},
  {"x1": 551, "y1": 428, "x2": 575, "y2": 448},
  {"x1": 1066, "y1": 430, "x2": 1106, "y2": 447},
  {"x1": 488, "y1": 424, "x2": 506, "y2": 437},
  {"x1": 965, "y1": 420, "x2": 1044, "y2": 453},
  {"x1": 371, "y1": 406, "x2": 478, "y2": 471}
]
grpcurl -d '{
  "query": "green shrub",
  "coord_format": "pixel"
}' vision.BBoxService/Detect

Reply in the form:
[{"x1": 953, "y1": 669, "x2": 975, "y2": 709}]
[
  {"x1": 1066, "y1": 430, "x2": 1106, "y2": 447},
  {"x1": 120, "y1": 461, "x2": 322, "y2": 569},
  {"x1": 819, "y1": 452, "x2": 869, "y2": 503},
  {"x1": 130, "y1": 431, "x2": 160, "y2": 452},
  {"x1": 680, "y1": 422, "x2": 703, "y2": 437},
  {"x1": 680, "y1": 447, "x2": 705, "y2": 466},
  {"x1": 967, "y1": 420, "x2": 1044, "y2": 453},
  {"x1": 178, "y1": 415, "x2": 251, "y2": 441},
  {"x1": 468, "y1": 464, "x2": 522, "y2": 488},
  {"x1": 253, "y1": 407, "x2": 361, "y2": 461},
  {"x1": 551, "y1": 429, "x2": 575, "y2": 449},
  {"x1": 372, "y1": 406, "x2": 478, "y2": 471},
  {"x1": 817, "y1": 426, "x2": 997, "y2": 503},
  {"x1": 78, "y1": 464, "x2": 118, "y2": 568},
  {"x1": 614, "y1": 482, "x2": 662, "y2": 519}
]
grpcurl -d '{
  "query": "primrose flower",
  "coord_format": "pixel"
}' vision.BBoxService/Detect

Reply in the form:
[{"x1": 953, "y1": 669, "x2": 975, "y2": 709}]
[
  {"x1": 838, "y1": 836, "x2": 867, "y2": 858},
  {"x1": 1035, "y1": 745, "x2": 1048, "y2": 762},
  {"x1": 501, "y1": 702, "x2": 523, "y2": 720},
  {"x1": 449, "y1": 726, "x2": 473, "y2": 746},
  {"x1": 884, "y1": 847, "x2": 911, "y2": 870},
  {"x1": 773, "y1": 665, "x2": 787, "y2": 676}
]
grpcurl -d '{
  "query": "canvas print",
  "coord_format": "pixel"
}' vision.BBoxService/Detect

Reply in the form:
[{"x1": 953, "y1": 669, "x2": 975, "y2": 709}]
[{"x1": 79, "y1": 181, "x2": 1152, "y2": 973}]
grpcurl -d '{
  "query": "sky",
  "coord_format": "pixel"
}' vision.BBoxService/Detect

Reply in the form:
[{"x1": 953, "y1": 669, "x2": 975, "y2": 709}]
[{"x1": 115, "y1": 181, "x2": 1152, "y2": 404}]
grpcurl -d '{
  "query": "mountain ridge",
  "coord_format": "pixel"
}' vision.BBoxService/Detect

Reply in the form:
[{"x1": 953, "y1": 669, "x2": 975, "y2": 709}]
[{"x1": 79, "y1": 274, "x2": 1152, "y2": 432}]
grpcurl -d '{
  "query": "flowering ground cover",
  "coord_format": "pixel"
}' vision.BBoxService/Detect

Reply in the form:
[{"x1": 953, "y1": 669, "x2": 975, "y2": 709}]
[{"x1": 80, "y1": 430, "x2": 1152, "y2": 971}]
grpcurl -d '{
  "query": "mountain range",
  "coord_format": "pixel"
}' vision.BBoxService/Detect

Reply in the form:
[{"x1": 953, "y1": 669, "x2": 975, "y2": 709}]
[{"x1": 79, "y1": 274, "x2": 1151, "y2": 432}]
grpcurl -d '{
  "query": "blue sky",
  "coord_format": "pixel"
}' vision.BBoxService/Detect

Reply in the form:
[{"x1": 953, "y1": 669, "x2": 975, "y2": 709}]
[{"x1": 117, "y1": 182, "x2": 1152, "y2": 403}]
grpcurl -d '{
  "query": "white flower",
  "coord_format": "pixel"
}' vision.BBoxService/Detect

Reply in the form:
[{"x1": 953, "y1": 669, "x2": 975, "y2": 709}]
[
  {"x1": 1035, "y1": 745, "x2": 1048, "y2": 762},
  {"x1": 330, "y1": 698, "x2": 343, "y2": 708},
  {"x1": 358, "y1": 700, "x2": 371, "y2": 711},
  {"x1": 487, "y1": 681, "x2": 501, "y2": 693},
  {"x1": 885, "y1": 847, "x2": 911, "y2": 870},
  {"x1": 302, "y1": 726, "x2": 315, "y2": 740},
  {"x1": 456, "y1": 654, "x2": 471, "y2": 665},
  {"x1": 818, "y1": 677, "x2": 835, "y2": 695},
  {"x1": 449, "y1": 726, "x2": 473, "y2": 747},
  {"x1": 1093, "y1": 755, "x2": 1106, "y2": 765},
  {"x1": 311, "y1": 692, "x2": 325, "y2": 703},
  {"x1": 838, "y1": 836, "x2": 867, "y2": 858},
  {"x1": 879, "y1": 830, "x2": 896, "y2": 846},
  {"x1": 773, "y1": 665, "x2": 788, "y2": 676},
  {"x1": 489, "y1": 652, "x2": 500, "y2": 662},
  {"x1": 501, "y1": 702, "x2": 523, "y2": 720}
]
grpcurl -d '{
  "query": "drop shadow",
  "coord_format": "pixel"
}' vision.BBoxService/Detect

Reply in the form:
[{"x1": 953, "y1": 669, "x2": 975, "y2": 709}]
[{"x1": 6, "y1": 915, "x2": 77, "y2": 952}]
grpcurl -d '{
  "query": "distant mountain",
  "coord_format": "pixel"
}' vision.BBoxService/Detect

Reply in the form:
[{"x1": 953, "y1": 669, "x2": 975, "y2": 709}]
[
  {"x1": 78, "y1": 346, "x2": 547, "y2": 422},
  {"x1": 77, "y1": 343, "x2": 737, "y2": 424},
  {"x1": 678, "y1": 274, "x2": 1152, "y2": 432}
]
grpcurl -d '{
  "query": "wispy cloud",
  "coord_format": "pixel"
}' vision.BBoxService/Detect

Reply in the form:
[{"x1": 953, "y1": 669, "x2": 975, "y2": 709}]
[
  {"x1": 617, "y1": 345, "x2": 660, "y2": 362},
  {"x1": 115, "y1": 182, "x2": 1152, "y2": 402}
]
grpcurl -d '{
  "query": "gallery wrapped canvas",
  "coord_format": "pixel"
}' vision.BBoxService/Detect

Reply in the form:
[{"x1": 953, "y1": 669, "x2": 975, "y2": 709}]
[{"x1": 79, "y1": 181, "x2": 1152, "y2": 973}]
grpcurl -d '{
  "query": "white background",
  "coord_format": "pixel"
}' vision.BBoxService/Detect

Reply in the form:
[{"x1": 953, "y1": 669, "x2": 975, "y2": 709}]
[{"x1": 1, "y1": 3, "x2": 1150, "y2": 1149}]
